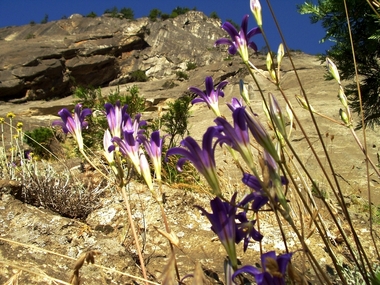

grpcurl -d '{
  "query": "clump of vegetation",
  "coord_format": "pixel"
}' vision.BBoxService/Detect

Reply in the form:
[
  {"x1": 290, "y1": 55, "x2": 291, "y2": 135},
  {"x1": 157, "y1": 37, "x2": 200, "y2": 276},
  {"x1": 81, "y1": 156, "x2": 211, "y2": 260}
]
[
  {"x1": 162, "y1": 80, "x2": 178, "y2": 89},
  {"x1": 186, "y1": 61, "x2": 197, "y2": 71},
  {"x1": 209, "y1": 11, "x2": 220, "y2": 20},
  {"x1": 170, "y1": 6, "x2": 191, "y2": 18},
  {"x1": 104, "y1": 7, "x2": 134, "y2": 20},
  {"x1": 20, "y1": 163, "x2": 105, "y2": 220},
  {"x1": 130, "y1": 69, "x2": 148, "y2": 82},
  {"x1": 86, "y1": 11, "x2": 97, "y2": 18},
  {"x1": 25, "y1": 33, "x2": 35, "y2": 40},
  {"x1": 175, "y1": 71, "x2": 189, "y2": 80},
  {"x1": 162, "y1": 95, "x2": 192, "y2": 149},
  {"x1": 40, "y1": 14, "x2": 48, "y2": 24},
  {"x1": 148, "y1": 8, "x2": 161, "y2": 21},
  {"x1": 298, "y1": 0, "x2": 380, "y2": 128},
  {"x1": 24, "y1": 127, "x2": 55, "y2": 159}
]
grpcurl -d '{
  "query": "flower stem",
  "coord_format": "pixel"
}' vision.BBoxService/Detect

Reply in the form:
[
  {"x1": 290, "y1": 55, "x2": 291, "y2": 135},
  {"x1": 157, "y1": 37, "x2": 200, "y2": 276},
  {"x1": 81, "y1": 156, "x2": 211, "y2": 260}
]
[{"x1": 121, "y1": 185, "x2": 149, "y2": 284}]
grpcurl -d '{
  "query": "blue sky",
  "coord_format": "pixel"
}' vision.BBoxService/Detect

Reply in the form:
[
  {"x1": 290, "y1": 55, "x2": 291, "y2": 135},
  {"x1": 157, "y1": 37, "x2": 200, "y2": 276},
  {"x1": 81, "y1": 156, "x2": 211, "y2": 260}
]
[{"x1": 0, "y1": 0, "x2": 333, "y2": 55}]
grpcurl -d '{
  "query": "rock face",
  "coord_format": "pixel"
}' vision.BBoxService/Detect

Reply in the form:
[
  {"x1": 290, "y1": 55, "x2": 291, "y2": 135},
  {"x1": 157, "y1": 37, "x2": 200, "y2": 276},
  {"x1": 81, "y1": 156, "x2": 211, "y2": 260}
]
[{"x1": 0, "y1": 11, "x2": 226, "y2": 101}]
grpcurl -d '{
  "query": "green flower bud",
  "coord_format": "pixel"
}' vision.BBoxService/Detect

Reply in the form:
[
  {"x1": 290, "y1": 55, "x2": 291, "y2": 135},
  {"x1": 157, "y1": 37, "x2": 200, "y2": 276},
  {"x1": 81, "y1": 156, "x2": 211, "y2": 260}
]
[
  {"x1": 338, "y1": 86, "x2": 348, "y2": 108},
  {"x1": 250, "y1": 0, "x2": 262, "y2": 27},
  {"x1": 239, "y1": 79, "x2": 250, "y2": 105},
  {"x1": 326, "y1": 58, "x2": 341, "y2": 84},
  {"x1": 339, "y1": 108, "x2": 350, "y2": 126},
  {"x1": 277, "y1": 43, "x2": 284, "y2": 68},
  {"x1": 266, "y1": 52, "x2": 276, "y2": 81},
  {"x1": 295, "y1": 95, "x2": 316, "y2": 113}
]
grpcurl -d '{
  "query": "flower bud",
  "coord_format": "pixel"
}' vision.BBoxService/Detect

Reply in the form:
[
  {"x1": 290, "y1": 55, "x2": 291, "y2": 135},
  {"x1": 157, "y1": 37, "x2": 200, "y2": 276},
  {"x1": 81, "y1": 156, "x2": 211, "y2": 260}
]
[
  {"x1": 277, "y1": 43, "x2": 284, "y2": 67},
  {"x1": 339, "y1": 108, "x2": 350, "y2": 126},
  {"x1": 250, "y1": 0, "x2": 262, "y2": 27},
  {"x1": 338, "y1": 86, "x2": 348, "y2": 108},
  {"x1": 269, "y1": 93, "x2": 287, "y2": 138},
  {"x1": 266, "y1": 52, "x2": 276, "y2": 81},
  {"x1": 326, "y1": 58, "x2": 341, "y2": 84},
  {"x1": 239, "y1": 79, "x2": 250, "y2": 105},
  {"x1": 295, "y1": 95, "x2": 316, "y2": 113}
]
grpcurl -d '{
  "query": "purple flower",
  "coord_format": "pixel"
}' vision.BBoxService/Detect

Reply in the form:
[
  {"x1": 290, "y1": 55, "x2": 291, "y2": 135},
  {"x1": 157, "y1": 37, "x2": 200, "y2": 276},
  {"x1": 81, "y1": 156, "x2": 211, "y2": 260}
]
[
  {"x1": 227, "y1": 97, "x2": 243, "y2": 112},
  {"x1": 189, "y1": 76, "x2": 228, "y2": 117},
  {"x1": 103, "y1": 129, "x2": 114, "y2": 164},
  {"x1": 139, "y1": 130, "x2": 164, "y2": 181},
  {"x1": 195, "y1": 193, "x2": 263, "y2": 268},
  {"x1": 105, "y1": 101, "x2": 128, "y2": 138},
  {"x1": 167, "y1": 126, "x2": 222, "y2": 196},
  {"x1": 232, "y1": 251, "x2": 293, "y2": 285},
  {"x1": 122, "y1": 113, "x2": 146, "y2": 138},
  {"x1": 52, "y1": 104, "x2": 91, "y2": 150},
  {"x1": 195, "y1": 194, "x2": 239, "y2": 268},
  {"x1": 111, "y1": 114, "x2": 146, "y2": 175},
  {"x1": 242, "y1": 173, "x2": 269, "y2": 212},
  {"x1": 242, "y1": 170, "x2": 288, "y2": 212},
  {"x1": 235, "y1": 211, "x2": 263, "y2": 252},
  {"x1": 215, "y1": 15, "x2": 261, "y2": 62},
  {"x1": 215, "y1": 107, "x2": 255, "y2": 171}
]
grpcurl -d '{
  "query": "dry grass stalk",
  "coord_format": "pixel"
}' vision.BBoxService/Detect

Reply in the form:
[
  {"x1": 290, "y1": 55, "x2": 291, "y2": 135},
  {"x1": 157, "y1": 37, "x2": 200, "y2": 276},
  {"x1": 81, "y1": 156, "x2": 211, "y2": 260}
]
[
  {"x1": 2, "y1": 270, "x2": 21, "y2": 285},
  {"x1": 69, "y1": 250, "x2": 100, "y2": 285},
  {"x1": 159, "y1": 254, "x2": 176, "y2": 285},
  {"x1": 191, "y1": 262, "x2": 208, "y2": 285},
  {"x1": 0, "y1": 237, "x2": 160, "y2": 285},
  {"x1": 0, "y1": 261, "x2": 70, "y2": 284}
]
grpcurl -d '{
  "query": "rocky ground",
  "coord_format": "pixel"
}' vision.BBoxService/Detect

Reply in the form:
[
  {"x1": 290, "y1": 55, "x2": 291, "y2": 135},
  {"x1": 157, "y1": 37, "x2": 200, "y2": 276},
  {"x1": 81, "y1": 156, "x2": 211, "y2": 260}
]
[{"x1": 0, "y1": 53, "x2": 379, "y2": 284}]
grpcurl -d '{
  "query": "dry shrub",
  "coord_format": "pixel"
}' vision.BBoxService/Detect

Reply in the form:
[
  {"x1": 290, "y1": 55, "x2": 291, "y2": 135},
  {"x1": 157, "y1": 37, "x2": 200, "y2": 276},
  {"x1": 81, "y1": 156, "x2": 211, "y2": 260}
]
[{"x1": 13, "y1": 161, "x2": 108, "y2": 220}]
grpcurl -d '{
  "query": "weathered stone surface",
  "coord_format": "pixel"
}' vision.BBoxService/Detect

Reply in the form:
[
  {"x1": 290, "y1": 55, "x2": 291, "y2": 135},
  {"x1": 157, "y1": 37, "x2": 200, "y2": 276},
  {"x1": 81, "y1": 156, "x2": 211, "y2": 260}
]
[{"x1": 0, "y1": 11, "x2": 229, "y2": 101}]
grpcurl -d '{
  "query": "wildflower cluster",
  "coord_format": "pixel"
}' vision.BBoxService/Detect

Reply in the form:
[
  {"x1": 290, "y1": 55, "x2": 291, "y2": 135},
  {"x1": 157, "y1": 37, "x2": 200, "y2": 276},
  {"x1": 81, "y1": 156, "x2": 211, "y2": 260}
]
[{"x1": 51, "y1": 0, "x2": 378, "y2": 284}]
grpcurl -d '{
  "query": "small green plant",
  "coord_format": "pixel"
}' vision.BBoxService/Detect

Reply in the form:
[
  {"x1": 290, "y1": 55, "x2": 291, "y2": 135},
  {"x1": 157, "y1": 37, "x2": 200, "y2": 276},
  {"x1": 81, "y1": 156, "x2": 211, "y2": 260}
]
[
  {"x1": 130, "y1": 70, "x2": 148, "y2": 82},
  {"x1": 25, "y1": 33, "x2": 35, "y2": 40},
  {"x1": 104, "y1": 6, "x2": 119, "y2": 17},
  {"x1": 120, "y1": 7, "x2": 134, "y2": 20},
  {"x1": 209, "y1": 11, "x2": 220, "y2": 20},
  {"x1": 186, "y1": 61, "x2": 197, "y2": 71},
  {"x1": 73, "y1": 86, "x2": 102, "y2": 109},
  {"x1": 158, "y1": 95, "x2": 198, "y2": 185},
  {"x1": 175, "y1": 71, "x2": 189, "y2": 80},
  {"x1": 162, "y1": 80, "x2": 178, "y2": 89},
  {"x1": 24, "y1": 127, "x2": 55, "y2": 158},
  {"x1": 148, "y1": 8, "x2": 161, "y2": 21},
  {"x1": 311, "y1": 180, "x2": 328, "y2": 199},
  {"x1": 161, "y1": 95, "x2": 192, "y2": 149},
  {"x1": 40, "y1": 14, "x2": 48, "y2": 24},
  {"x1": 171, "y1": 6, "x2": 190, "y2": 16},
  {"x1": 29, "y1": 20, "x2": 36, "y2": 26},
  {"x1": 104, "y1": 7, "x2": 134, "y2": 19},
  {"x1": 86, "y1": 11, "x2": 97, "y2": 18},
  {"x1": 119, "y1": 85, "x2": 145, "y2": 116},
  {"x1": 161, "y1": 13, "x2": 170, "y2": 20}
]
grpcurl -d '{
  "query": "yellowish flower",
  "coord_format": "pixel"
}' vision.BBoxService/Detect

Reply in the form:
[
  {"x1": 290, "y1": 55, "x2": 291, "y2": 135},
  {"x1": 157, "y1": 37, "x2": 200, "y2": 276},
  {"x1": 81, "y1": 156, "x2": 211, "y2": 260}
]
[
  {"x1": 0, "y1": 117, "x2": 4, "y2": 124},
  {"x1": 6, "y1": 112, "x2": 16, "y2": 119},
  {"x1": 16, "y1": 122, "x2": 23, "y2": 129}
]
